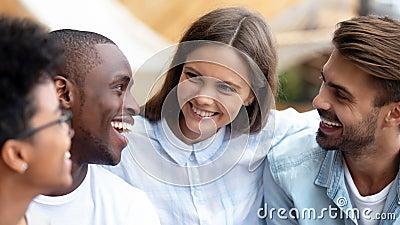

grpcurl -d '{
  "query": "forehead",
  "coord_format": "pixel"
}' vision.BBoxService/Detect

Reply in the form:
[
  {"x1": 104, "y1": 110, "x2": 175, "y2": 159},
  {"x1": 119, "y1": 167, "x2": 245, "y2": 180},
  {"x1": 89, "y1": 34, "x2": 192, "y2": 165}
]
[
  {"x1": 324, "y1": 50, "x2": 377, "y2": 95},
  {"x1": 185, "y1": 45, "x2": 250, "y2": 83},
  {"x1": 86, "y1": 44, "x2": 132, "y2": 83}
]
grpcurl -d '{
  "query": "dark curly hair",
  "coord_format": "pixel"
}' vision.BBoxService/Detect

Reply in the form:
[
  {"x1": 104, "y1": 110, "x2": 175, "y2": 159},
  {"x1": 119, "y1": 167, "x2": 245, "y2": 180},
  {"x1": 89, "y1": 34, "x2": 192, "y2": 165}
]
[
  {"x1": 48, "y1": 29, "x2": 115, "y2": 96},
  {"x1": 0, "y1": 16, "x2": 63, "y2": 147}
]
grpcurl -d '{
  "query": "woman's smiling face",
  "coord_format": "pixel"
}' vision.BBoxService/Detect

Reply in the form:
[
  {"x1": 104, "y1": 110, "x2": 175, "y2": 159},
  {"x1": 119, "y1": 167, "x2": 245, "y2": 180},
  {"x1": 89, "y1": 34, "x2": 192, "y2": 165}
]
[{"x1": 177, "y1": 45, "x2": 254, "y2": 141}]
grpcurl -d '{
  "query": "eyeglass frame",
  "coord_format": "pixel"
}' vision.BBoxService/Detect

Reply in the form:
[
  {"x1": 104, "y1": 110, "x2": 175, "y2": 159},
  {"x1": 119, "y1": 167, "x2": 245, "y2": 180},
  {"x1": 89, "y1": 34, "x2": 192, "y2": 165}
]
[{"x1": 14, "y1": 109, "x2": 73, "y2": 139}]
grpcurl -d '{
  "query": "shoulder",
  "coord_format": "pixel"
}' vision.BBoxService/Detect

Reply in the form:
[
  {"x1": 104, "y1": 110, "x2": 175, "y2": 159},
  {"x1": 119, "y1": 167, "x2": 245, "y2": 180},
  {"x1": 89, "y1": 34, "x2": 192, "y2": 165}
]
[
  {"x1": 90, "y1": 165, "x2": 141, "y2": 192},
  {"x1": 270, "y1": 108, "x2": 319, "y2": 136},
  {"x1": 90, "y1": 165, "x2": 156, "y2": 208},
  {"x1": 267, "y1": 125, "x2": 325, "y2": 177},
  {"x1": 264, "y1": 108, "x2": 319, "y2": 146},
  {"x1": 89, "y1": 165, "x2": 160, "y2": 224},
  {"x1": 265, "y1": 130, "x2": 326, "y2": 198}
]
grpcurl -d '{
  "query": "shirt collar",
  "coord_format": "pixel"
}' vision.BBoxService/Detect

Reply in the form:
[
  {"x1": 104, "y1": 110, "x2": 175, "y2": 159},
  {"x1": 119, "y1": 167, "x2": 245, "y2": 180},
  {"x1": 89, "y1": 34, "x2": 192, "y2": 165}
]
[
  {"x1": 315, "y1": 150, "x2": 343, "y2": 199},
  {"x1": 316, "y1": 150, "x2": 400, "y2": 207},
  {"x1": 155, "y1": 118, "x2": 226, "y2": 166}
]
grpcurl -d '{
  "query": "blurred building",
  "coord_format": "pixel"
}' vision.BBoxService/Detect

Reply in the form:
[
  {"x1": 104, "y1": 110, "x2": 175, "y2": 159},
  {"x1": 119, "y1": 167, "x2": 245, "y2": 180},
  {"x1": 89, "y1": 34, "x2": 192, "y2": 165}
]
[{"x1": 1, "y1": 0, "x2": 398, "y2": 110}]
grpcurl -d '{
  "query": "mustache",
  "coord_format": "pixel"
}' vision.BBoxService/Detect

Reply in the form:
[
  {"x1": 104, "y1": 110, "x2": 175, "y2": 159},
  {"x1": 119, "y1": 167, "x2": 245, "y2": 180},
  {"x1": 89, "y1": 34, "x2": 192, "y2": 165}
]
[{"x1": 317, "y1": 109, "x2": 340, "y2": 123}]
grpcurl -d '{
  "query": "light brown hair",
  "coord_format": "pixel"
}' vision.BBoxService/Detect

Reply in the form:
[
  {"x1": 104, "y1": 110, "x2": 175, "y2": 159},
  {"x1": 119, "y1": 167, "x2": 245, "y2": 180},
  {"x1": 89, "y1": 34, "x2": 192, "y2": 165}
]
[
  {"x1": 144, "y1": 7, "x2": 278, "y2": 134},
  {"x1": 333, "y1": 15, "x2": 400, "y2": 107}
]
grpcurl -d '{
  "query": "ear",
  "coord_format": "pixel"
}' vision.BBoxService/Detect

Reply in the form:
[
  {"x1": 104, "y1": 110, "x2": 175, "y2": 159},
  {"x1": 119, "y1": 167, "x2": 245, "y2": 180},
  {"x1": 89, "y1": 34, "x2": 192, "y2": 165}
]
[
  {"x1": 1, "y1": 140, "x2": 30, "y2": 174},
  {"x1": 54, "y1": 75, "x2": 74, "y2": 109},
  {"x1": 384, "y1": 102, "x2": 400, "y2": 127}
]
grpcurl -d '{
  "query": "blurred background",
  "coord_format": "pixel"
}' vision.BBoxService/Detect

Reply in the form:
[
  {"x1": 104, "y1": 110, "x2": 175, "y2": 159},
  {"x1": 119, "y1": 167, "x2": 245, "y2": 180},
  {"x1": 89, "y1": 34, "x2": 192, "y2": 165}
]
[{"x1": 2, "y1": 0, "x2": 399, "y2": 112}]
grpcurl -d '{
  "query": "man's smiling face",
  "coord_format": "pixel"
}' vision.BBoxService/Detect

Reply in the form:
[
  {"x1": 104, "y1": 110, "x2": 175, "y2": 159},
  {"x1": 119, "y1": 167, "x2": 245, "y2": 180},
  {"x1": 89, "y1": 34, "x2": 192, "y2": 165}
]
[
  {"x1": 72, "y1": 43, "x2": 139, "y2": 165},
  {"x1": 313, "y1": 49, "x2": 382, "y2": 153}
]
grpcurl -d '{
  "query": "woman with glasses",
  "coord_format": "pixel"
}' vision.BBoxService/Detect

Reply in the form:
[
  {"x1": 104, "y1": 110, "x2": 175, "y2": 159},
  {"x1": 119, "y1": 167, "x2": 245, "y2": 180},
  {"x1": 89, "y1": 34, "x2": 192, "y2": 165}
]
[{"x1": 0, "y1": 16, "x2": 74, "y2": 225}]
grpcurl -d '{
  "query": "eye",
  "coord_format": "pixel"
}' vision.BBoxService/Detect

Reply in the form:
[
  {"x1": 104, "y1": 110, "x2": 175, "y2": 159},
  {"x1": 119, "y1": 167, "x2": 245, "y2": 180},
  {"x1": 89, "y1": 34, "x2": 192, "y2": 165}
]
[
  {"x1": 185, "y1": 71, "x2": 197, "y2": 78},
  {"x1": 113, "y1": 84, "x2": 124, "y2": 91},
  {"x1": 217, "y1": 82, "x2": 236, "y2": 93},
  {"x1": 184, "y1": 72, "x2": 202, "y2": 83},
  {"x1": 334, "y1": 91, "x2": 347, "y2": 101}
]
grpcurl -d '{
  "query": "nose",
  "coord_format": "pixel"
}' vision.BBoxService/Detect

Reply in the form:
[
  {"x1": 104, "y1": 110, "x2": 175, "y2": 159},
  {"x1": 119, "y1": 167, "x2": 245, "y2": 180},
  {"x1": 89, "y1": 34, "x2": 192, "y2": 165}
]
[
  {"x1": 124, "y1": 90, "x2": 140, "y2": 116},
  {"x1": 194, "y1": 82, "x2": 217, "y2": 106},
  {"x1": 312, "y1": 85, "x2": 330, "y2": 110},
  {"x1": 194, "y1": 95, "x2": 214, "y2": 106}
]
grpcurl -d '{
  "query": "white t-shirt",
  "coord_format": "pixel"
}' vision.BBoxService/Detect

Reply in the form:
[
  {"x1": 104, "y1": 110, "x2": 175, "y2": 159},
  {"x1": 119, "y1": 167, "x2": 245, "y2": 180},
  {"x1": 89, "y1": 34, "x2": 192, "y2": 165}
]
[
  {"x1": 344, "y1": 161, "x2": 393, "y2": 225},
  {"x1": 29, "y1": 164, "x2": 160, "y2": 225},
  {"x1": 25, "y1": 208, "x2": 51, "y2": 225}
]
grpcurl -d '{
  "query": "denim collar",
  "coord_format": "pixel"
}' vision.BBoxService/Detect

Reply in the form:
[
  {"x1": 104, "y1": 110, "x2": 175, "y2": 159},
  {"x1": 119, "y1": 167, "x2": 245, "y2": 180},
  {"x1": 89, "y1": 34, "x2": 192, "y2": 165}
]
[
  {"x1": 315, "y1": 150, "x2": 400, "y2": 206},
  {"x1": 315, "y1": 150, "x2": 344, "y2": 199}
]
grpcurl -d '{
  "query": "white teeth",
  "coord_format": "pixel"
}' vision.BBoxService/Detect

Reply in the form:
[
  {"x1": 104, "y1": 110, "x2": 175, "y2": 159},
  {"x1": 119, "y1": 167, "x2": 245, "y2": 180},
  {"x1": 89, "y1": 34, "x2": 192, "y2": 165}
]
[
  {"x1": 65, "y1": 151, "x2": 71, "y2": 160},
  {"x1": 322, "y1": 119, "x2": 342, "y2": 127},
  {"x1": 111, "y1": 121, "x2": 133, "y2": 133},
  {"x1": 192, "y1": 106, "x2": 215, "y2": 117}
]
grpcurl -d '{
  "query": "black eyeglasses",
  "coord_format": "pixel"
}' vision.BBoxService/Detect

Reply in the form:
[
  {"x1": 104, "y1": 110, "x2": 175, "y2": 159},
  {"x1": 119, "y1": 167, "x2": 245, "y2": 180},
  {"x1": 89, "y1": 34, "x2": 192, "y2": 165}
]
[{"x1": 15, "y1": 110, "x2": 73, "y2": 139}]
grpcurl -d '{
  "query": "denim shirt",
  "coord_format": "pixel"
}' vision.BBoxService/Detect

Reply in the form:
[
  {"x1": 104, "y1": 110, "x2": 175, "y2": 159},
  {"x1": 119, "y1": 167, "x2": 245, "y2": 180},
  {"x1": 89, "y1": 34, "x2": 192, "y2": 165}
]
[{"x1": 263, "y1": 126, "x2": 400, "y2": 225}]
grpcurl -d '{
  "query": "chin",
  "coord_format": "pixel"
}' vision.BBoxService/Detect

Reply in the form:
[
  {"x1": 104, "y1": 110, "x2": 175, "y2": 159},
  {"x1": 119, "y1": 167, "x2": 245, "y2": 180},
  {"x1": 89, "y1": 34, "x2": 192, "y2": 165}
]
[
  {"x1": 105, "y1": 150, "x2": 121, "y2": 166},
  {"x1": 108, "y1": 158, "x2": 121, "y2": 166}
]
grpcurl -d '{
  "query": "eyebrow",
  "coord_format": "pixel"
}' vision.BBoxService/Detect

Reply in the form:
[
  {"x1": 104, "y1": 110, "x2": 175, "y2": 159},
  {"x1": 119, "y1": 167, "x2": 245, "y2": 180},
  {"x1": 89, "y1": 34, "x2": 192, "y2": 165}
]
[
  {"x1": 184, "y1": 66, "x2": 242, "y2": 90},
  {"x1": 321, "y1": 71, "x2": 354, "y2": 99},
  {"x1": 112, "y1": 74, "x2": 131, "y2": 84}
]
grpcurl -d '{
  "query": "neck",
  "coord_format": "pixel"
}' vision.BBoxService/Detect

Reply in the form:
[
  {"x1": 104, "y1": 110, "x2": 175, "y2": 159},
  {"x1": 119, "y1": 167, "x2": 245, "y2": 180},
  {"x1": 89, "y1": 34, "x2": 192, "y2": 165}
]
[
  {"x1": 0, "y1": 203, "x2": 27, "y2": 225},
  {"x1": 0, "y1": 214, "x2": 26, "y2": 225},
  {"x1": 0, "y1": 178, "x2": 31, "y2": 225},
  {"x1": 344, "y1": 146, "x2": 399, "y2": 196},
  {"x1": 45, "y1": 162, "x2": 88, "y2": 196}
]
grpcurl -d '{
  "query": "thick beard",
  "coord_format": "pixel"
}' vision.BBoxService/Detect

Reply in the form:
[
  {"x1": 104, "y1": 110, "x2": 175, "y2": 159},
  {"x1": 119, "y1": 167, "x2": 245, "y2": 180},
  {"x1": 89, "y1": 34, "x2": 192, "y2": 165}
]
[{"x1": 316, "y1": 108, "x2": 379, "y2": 157}]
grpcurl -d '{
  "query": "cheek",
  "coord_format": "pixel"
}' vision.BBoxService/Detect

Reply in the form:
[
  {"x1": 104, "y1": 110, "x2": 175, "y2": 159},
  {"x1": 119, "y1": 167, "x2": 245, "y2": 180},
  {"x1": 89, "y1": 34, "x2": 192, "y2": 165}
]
[
  {"x1": 31, "y1": 134, "x2": 71, "y2": 174},
  {"x1": 335, "y1": 105, "x2": 365, "y2": 127},
  {"x1": 80, "y1": 95, "x2": 121, "y2": 126},
  {"x1": 177, "y1": 81, "x2": 199, "y2": 107},
  {"x1": 40, "y1": 130, "x2": 71, "y2": 155},
  {"x1": 218, "y1": 98, "x2": 243, "y2": 122}
]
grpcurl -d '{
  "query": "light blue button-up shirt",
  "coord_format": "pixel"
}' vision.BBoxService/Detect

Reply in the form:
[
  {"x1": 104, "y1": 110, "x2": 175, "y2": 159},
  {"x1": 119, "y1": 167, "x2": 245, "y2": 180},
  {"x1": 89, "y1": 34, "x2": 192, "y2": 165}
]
[
  {"x1": 263, "y1": 110, "x2": 400, "y2": 225},
  {"x1": 105, "y1": 108, "x2": 314, "y2": 225}
]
